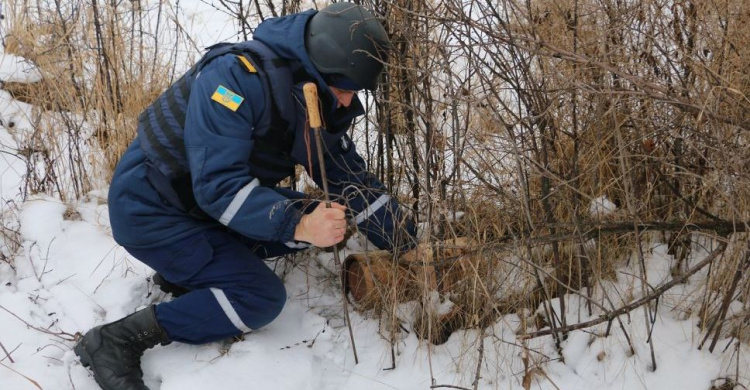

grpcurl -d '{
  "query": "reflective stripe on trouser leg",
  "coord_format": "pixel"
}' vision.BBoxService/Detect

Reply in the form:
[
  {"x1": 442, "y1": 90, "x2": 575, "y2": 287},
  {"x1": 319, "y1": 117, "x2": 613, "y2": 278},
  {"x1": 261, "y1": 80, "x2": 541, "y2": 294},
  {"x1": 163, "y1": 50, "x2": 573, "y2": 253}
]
[
  {"x1": 130, "y1": 228, "x2": 288, "y2": 345},
  {"x1": 154, "y1": 288, "x2": 252, "y2": 344},
  {"x1": 154, "y1": 283, "x2": 287, "y2": 344},
  {"x1": 210, "y1": 287, "x2": 252, "y2": 332}
]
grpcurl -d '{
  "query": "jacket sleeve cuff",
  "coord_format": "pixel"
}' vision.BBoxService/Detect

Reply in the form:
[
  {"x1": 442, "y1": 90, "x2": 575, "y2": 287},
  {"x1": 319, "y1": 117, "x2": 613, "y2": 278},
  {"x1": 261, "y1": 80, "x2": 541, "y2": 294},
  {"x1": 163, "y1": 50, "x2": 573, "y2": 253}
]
[{"x1": 276, "y1": 206, "x2": 303, "y2": 243}]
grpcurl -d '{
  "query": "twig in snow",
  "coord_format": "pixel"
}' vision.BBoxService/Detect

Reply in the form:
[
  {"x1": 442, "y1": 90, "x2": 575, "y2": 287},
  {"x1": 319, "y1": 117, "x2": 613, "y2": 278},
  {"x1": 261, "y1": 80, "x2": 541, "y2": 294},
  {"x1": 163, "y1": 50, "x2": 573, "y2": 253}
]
[
  {"x1": 472, "y1": 328, "x2": 485, "y2": 390},
  {"x1": 39, "y1": 237, "x2": 55, "y2": 282},
  {"x1": 519, "y1": 241, "x2": 728, "y2": 339},
  {"x1": 0, "y1": 304, "x2": 77, "y2": 341},
  {"x1": 0, "y1": 340, "x2": 15, "y2": 363},
  {"x1": 67, "y1": 362, "x2": 77, "y2": 390},
  {"x1": 0, "y1": 360, "x2": 43, "y2": 389},
  {"x1": 700, "y1": 241, "x2": 750, "y2": 352},
  {"x1": 430, "y1": 385, "x2": 472, "y2": 390}
]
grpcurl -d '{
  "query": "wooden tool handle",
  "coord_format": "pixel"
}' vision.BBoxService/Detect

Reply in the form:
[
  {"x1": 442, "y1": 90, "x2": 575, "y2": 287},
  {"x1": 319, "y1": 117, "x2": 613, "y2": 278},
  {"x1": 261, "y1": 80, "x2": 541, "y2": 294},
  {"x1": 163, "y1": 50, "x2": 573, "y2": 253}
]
[{"x1": 303, "y1": 83, "x2": 322, "y2": 128}]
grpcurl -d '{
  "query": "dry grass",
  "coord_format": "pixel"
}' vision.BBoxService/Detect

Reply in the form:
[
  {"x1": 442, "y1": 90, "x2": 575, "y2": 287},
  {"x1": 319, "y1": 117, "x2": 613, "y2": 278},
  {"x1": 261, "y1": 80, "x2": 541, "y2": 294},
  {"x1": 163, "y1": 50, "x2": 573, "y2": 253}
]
[{"x1": 2, "y1": 0, "x2": 191, "y2": 199}]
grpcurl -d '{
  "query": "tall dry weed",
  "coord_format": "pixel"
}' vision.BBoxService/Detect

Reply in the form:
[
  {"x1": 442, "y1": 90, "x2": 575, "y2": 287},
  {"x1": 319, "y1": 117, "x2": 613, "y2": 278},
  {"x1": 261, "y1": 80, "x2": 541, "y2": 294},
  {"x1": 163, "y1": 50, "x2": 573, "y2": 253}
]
[{"x1": 2, "y1": 0, "x2": 193, "y2": 199}]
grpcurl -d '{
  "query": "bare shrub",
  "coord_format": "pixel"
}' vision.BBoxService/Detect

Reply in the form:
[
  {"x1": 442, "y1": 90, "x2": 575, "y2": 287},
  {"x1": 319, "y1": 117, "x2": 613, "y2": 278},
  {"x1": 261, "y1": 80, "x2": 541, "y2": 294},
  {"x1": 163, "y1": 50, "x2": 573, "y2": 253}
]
[
  {"x1": 2, "y1": 0, "x2": 195, "y2": 200},
  {"x1": 350, "y1": 0, "x2": 749, "y2": 382}
]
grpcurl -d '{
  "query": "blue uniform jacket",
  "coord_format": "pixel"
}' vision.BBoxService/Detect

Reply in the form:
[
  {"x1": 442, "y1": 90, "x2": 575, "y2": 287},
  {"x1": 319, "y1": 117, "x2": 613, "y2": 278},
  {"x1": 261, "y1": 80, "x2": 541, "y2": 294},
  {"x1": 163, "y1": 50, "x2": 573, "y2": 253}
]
[{"x1": 109, "y1": 10, "x2": 416, "y2": 251}]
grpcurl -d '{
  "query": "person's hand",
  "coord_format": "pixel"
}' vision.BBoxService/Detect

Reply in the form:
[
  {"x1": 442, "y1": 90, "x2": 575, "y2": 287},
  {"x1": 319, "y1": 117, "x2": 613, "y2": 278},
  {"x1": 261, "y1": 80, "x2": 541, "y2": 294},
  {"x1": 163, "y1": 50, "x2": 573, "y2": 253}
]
[{"x1": 294, "y1": 202, "x2": 348, "y2": 247}]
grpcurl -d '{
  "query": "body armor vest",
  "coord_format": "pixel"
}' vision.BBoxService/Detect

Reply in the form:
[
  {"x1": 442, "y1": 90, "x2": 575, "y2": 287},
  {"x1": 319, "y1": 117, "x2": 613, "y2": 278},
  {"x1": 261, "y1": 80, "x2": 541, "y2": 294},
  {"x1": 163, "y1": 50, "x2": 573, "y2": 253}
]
[{"x1": 136, "y1": 41, "x2": 305, "y2": 216}]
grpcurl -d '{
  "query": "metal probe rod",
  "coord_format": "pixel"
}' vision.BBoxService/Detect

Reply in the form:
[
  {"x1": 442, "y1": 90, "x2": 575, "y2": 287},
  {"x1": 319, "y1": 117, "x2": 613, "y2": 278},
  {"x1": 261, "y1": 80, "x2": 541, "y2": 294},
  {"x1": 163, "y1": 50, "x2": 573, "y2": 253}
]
[{"x1": 303, "y1": 82, "x2": 359, "y2": 364}]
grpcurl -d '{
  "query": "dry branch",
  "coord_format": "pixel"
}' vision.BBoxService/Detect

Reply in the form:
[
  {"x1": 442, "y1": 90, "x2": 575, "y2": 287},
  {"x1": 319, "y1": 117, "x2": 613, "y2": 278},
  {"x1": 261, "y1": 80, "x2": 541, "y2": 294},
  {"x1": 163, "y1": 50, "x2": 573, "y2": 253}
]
[
  {"x1": 0, "y1": 341, "x2": 15, "y2": 363},
  {"x1": 519, "y1": 241, "x2": 728, "y2": 339}
]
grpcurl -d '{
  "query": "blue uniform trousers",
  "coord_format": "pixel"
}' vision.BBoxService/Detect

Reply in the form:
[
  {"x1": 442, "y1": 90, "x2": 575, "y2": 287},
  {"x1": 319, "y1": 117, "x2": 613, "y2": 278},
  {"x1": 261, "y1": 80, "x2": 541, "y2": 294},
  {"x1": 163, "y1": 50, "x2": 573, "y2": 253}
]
[{"x1": 124, "y1": 227, "x2": 301, "y2": 344}]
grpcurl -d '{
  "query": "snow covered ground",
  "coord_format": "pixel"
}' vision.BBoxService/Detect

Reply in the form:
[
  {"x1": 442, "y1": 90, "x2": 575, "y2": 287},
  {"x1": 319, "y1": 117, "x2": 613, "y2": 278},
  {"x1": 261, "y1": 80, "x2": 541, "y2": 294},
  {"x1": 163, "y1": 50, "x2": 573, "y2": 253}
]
[
  {"x1": 0, "y1": 3, "x2": 748, "y2": 390},
  {"x1": 2, "y1": 192, "x2": 745, "y2": 390}
]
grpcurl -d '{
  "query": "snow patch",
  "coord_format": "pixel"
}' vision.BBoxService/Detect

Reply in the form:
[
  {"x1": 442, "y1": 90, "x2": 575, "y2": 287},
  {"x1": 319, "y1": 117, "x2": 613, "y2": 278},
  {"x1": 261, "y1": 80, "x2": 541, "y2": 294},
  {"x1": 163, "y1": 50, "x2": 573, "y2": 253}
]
[
  {"x1": 589, "y1": 196, "x2": 617, "y2": 218},
  {"x1": 0, "y1": 53, "x2": 42, "y2": 84}
]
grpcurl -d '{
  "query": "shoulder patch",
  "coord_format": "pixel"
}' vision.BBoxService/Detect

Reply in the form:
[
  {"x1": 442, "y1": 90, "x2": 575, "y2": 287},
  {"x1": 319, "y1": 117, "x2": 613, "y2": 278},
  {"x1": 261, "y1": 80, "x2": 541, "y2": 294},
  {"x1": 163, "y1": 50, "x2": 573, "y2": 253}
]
[
  {"x1": 211, "y1": 85, "x2": 244, "y2": 112},
  {"x1": 236, "y1": 55, "x2": 257, "y2": 73}
]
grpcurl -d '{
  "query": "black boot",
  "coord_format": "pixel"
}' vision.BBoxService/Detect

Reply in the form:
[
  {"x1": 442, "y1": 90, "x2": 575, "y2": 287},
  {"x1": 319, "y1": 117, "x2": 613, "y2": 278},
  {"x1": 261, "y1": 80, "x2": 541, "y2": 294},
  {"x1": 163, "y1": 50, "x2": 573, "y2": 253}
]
[
  {"x1": 152, "y1": 273, "x2": 191, "y2": 298},
  {"x1": 74, "y1": 305, "x2": 171, "y2": 390}
]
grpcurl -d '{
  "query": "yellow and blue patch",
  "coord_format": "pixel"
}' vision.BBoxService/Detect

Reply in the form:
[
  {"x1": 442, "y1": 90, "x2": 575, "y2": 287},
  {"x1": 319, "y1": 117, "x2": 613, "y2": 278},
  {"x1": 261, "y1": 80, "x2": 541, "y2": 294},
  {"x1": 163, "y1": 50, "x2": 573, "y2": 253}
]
[{"x1": 211, "y1": 85, "x2": 244, "y2": 112}]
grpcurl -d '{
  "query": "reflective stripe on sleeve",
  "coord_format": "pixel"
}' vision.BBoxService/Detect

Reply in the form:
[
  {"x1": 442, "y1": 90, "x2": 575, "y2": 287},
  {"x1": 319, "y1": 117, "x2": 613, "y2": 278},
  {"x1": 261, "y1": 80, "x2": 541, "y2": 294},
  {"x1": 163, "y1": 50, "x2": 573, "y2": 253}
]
[
  {"x1": 210, "y1": 287, "x2": 252, "y2": 333},
  {"x1": 219, "y1": 178, "x2": 260, "y2": 225},
  {"x1": 285, "y1": 241, "x2": 311, "y2": 249},
  {"x1": 353, "y1": 194, "x2": 391, "y2": 225}
]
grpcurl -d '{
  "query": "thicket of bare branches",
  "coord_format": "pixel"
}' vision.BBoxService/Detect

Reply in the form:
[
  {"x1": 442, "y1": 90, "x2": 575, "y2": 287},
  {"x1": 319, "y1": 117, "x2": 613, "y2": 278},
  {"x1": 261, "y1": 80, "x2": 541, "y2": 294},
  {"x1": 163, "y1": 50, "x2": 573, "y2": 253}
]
[
  {"x1": 3, "y1": 0, "x2": 748, "y2": 387},
  {"x1": 2, "y1": 0, "x2": 198, "y2": 200},
  {"x1": 345, "y1": 0, "x2": 748, "y2": 384}
]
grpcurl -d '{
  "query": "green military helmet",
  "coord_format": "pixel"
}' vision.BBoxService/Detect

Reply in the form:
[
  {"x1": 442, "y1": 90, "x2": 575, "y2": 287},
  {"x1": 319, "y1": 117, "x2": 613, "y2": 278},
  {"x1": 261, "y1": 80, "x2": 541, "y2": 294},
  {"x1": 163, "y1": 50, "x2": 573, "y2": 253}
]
[{"x1": 305, "y1": 2, "x2": 391, "y2": 91}]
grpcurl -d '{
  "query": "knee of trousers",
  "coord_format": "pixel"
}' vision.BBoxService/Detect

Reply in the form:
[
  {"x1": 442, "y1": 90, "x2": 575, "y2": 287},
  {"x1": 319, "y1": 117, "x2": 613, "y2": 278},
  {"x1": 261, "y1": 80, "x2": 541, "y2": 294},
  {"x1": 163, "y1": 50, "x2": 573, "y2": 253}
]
[{"x1": 222, "y1": 277, "x2": 287, "y2": 330}]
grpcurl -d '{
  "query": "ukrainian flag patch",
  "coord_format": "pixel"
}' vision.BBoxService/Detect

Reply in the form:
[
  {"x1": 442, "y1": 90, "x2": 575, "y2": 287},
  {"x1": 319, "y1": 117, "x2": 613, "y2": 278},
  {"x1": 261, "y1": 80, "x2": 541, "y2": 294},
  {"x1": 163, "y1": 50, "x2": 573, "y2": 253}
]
[{"x1": 211, "y1": 85, "x2": 244, "y2": 112}]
